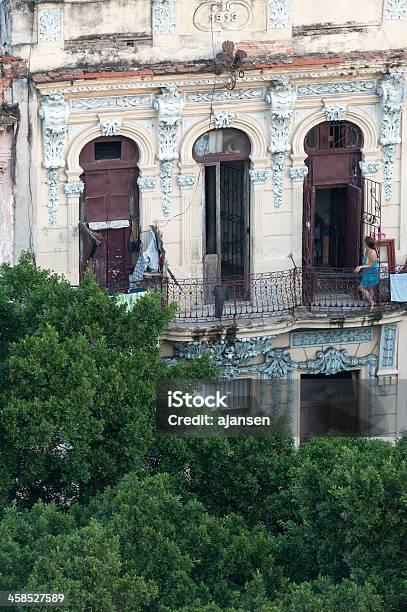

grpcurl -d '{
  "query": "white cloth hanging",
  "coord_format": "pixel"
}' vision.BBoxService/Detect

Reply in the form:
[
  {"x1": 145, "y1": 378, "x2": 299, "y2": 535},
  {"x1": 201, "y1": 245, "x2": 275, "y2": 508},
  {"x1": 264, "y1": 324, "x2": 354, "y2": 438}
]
[
  {"x1": 390, "y1": 273, "x2": 407, "y2": 302},
  {"x1": 143, "y1": 230, "x2": 159, "y2": 272}
]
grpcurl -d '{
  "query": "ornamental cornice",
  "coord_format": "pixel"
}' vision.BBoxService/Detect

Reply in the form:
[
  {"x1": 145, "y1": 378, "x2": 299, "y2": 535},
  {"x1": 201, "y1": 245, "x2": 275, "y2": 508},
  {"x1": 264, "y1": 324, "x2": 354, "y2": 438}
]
[
  {"x1": 172, "y1": 341, "x2": 377, "y2": 388},
  {"x1": 39, "y1": 69, "x2": 406, "y2": 97}
]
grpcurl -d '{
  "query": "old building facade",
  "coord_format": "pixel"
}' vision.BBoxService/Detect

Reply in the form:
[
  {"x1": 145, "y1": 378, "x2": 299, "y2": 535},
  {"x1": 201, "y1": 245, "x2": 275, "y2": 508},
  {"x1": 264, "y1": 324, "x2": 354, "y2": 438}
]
[{"x1": 2, "y1": 0, "x2": 407, "y2": 439}]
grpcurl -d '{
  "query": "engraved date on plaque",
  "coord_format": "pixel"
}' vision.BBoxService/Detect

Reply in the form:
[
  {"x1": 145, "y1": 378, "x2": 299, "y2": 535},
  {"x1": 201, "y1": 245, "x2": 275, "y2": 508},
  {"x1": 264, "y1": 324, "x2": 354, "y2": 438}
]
[{"x1": 193, "y1": 0, "x2": 253, "y2": 32}]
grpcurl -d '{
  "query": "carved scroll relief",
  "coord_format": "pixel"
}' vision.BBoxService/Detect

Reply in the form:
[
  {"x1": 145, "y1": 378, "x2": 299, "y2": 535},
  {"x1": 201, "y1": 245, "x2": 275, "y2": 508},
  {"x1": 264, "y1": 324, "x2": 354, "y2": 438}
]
[
  {"x1": 39, "y1": 94, "x2": 69, "y2": 225},
  {"x1": 154, "y1": 86, "x2": 184, "y2": 217},
  {"x1": 377, "y1": 70, "x2": 405, "y2": 200},
  {"x1": 267, "y1": 80, "x2": 296, "y2": 208}
]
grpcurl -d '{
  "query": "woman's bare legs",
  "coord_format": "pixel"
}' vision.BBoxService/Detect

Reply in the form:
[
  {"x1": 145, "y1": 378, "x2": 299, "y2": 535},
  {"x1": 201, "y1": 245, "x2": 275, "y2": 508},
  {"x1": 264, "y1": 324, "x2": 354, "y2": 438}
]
[{"x1": 359, "y1": 286, "x2": 375, "y2": 309}]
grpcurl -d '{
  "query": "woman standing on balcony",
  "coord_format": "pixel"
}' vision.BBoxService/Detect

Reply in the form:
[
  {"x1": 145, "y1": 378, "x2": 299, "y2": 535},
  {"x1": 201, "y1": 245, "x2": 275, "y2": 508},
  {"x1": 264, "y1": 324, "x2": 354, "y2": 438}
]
[{"x1": 354, "y1": 236, "x2": 380, "y2": 310}]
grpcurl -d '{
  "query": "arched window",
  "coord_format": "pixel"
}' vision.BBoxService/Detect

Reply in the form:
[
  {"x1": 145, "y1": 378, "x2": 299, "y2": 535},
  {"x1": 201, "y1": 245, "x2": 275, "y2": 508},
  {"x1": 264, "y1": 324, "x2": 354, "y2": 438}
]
[
  {"x1": 193, "y1": 128, "x2": 251, "y2": 162},
  {"x1": 305, "y1": 121, "x2": 363, "y2": 153}
]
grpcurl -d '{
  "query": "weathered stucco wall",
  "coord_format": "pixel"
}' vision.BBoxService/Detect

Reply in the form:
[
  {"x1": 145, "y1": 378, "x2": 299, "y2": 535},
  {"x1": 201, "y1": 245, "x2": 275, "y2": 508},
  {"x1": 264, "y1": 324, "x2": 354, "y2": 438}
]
[
  {"x1": 5, "y1": 1, "x2": 407, "y2": 71},
  {"x1": 0, "y1": 127, "x2": 13, "y2": 263},
  {"x1": 31, "y1": 69, "x2": 404, "y2": 283},
  {"x1": 1, "y1": 0, "x2": 406, "y2": 438}
]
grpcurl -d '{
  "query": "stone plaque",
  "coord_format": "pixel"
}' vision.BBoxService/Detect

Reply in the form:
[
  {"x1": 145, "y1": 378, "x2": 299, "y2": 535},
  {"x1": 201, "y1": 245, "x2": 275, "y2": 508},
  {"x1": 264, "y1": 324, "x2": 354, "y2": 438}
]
[{"x1": 193, "y1": 0, "x2": 253, "y2": 31}]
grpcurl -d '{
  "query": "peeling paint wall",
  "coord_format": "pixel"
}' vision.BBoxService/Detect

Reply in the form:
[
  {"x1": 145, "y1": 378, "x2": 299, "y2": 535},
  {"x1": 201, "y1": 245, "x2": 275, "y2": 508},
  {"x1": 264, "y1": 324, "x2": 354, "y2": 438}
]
[{"x1": 4, "y1": 0, "x2": 407, "y2": 72}]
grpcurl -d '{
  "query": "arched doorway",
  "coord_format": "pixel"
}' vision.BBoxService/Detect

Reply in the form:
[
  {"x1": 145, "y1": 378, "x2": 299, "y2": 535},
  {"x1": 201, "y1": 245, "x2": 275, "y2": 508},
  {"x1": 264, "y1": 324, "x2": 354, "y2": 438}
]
[
  {"x1": 193, "y1": 128, "x2": 251, "y2": 282},
  {"x1": 303, "y1": 121, "x2": 364, "y2": 270},
  {"x1": 79, "y1": 136, "x2": 139, "y2": 288}
]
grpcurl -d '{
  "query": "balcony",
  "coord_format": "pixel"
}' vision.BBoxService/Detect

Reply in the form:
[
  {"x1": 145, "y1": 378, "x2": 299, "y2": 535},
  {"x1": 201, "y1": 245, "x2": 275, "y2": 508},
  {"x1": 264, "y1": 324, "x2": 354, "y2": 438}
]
[{"x1": 111, "y1": 267, "x2": 406, "y2": 326}]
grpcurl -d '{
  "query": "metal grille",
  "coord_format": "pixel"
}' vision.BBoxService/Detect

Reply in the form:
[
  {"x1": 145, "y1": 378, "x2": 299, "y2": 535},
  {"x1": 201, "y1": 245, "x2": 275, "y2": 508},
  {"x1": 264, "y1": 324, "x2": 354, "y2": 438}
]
[
  {"x1": 94, "y1": 141, "x2": 122, "y2": 160},
  {"x1": 220, "y1": 162, "x2": 246, "y2": 277},
  {"x1": 363, "y1": 177, "x2": 382, "y2": 235},
  {"x1": 305, "y1": 122, "x2": 363, "y2": 152}
]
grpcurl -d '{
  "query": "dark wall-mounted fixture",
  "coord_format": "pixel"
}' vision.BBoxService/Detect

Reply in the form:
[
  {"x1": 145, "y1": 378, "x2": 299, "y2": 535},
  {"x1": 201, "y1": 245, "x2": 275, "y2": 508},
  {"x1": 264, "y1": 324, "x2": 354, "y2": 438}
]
[{"x1": 215, "y1": 41, "x2": 247, "y2": 90}]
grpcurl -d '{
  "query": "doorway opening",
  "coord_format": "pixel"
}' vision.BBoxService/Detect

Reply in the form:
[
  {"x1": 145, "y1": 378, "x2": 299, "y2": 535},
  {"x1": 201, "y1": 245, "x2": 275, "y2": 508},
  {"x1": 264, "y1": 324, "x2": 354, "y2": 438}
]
[
  {"x1": 303, "y1": 121, "x2": 364, "y2": 272},
  {"x1": 194, "y1": 128, "x2": 251, "y2": 283},
  {"x1": 313, "y1": 184, "x2": 362, "y2": 269},
  {"x1": 300, "y1": 371, "x2": 361, "y2": 442},
  {"x1": 79, "y1": 136, "x2": 139, "y2": 289},
  {"x1": 204, "y1": 160, "x2": 249, "y2": 279}
]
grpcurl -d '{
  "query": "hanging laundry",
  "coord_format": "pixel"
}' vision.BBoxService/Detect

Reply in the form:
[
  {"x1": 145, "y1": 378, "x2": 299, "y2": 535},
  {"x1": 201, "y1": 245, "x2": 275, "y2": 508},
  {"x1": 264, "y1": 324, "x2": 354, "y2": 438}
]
[
  {"x1": 390, "y1": 273, "x2": 407, "y2": 302},
  {"x1": 214, "y1": 284, "x2": 230, "y2": 319},
  {"x1": 143, "y1": 230, "x2": 159, "y2": 271},
  {"x1": 131, "y1": 252, "x2": 146, "y2": 283}
]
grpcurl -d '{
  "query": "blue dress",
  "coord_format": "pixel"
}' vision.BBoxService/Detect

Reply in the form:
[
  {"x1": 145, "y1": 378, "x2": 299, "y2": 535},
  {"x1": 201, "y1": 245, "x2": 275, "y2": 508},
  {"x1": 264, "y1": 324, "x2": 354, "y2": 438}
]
[{"x1": 360, "y1": 256, "x2": 380, "y2": 288}]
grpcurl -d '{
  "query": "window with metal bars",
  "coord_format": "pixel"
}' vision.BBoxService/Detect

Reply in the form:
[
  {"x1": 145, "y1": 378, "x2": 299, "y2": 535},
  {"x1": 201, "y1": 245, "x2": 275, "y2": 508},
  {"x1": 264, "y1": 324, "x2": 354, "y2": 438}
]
[{"x1": 305, "y1": 122, "x2": 363, "y2": 153}]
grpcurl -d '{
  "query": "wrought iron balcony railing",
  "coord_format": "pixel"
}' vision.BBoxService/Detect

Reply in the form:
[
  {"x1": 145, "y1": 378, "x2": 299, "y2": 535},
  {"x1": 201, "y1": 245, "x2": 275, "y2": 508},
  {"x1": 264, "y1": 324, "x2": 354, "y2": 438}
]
[{"x1": 105, "y1": 266, "x2": 405, "y2": 324}]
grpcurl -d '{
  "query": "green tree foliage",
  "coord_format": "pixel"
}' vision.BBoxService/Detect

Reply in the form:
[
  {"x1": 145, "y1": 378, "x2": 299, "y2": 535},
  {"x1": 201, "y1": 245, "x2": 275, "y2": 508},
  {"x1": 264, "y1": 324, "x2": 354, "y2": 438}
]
[
  {"x1": 0, "y1": 258, "x2": 406, "y2": 610},
  {"x1": 0, "y1": 256, "x2": 213, "y2": 508}
]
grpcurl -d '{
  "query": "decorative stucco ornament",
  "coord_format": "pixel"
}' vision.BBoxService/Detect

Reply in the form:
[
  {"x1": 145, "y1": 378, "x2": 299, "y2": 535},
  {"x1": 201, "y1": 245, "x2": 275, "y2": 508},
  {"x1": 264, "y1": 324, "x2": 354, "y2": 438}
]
[
  {"x1": 289, "y1": 166, "x2": 308, "y2": 182},
  {"x1": 296, "y1": 347, "x2": 377, "y2": 377},
  {"x1": 379, "y1": 323, "x2": 398, "y2": 370},
  {"x1": 99, "y1": 119, "x2": 123, "y2": 136},
  {"x1": 137, "y1": 177, "x2": 158, "y2": 192},
  {"x1": 38, "y1": 8, "x2": 61, "y2": 43},
  {"x1": 46, "y1": 170, "x2": 59, "y2": 225},
  {"x1": 249, "y1": 169, "x2": 270, "y2": 184},
  {"x1": 359, "y1": 161, "x2": 381, "y2": 177},
  {"x1": 39, "y1": 93, "x2": 69, "y2": 169},
  {"x1": 185, "y1": 88, "x2": 265, "y2": 103},
  {"x1": 153, "y1": 0, "x2": 176, "y2": 35},
  {"x1": 171, "y1": 340, "x2": 378, "y2": 420},
  {"x1": 71, "y1": 95, "x2": 152, "y2": 111},
  {"x1": 259, "y1": 349, "x2": 294, "y2": 378},
  {"x1": 155, "y1": 86, "x2": 184, "y2": 216},
  {"x1": 212, "y1": 111, "x2": 236, "y2": 128},
  {"x1": 291, "y1": 327, "x2": 373, "y2": 347},
  {"x1": 271, "y1": 153, "x2": 284, "y2": 205},
  {"x1": 267, "y1": 80, "x2": 296, "y2": 208},
  {"x1": 160, "y1": 162, "x2": 173, "y2": 217},
  {"x1": 193, "y1": 0, "x2": 253, "y2": 32},
  {"x1": 324, "y1": 103, "x2": 348, "y2": 122},
  {"x1": 64, "y1": 181, "x2": 85, "y2": 198},
  {"x1": 383, "y1": 0, "x2": 407, "y2": 20},
  {"x1": 268, "y1": 0, "x2": 290, "y2": 29},
  {"x1": 297, "y1": 80, "x2": 376, "y2": 98},
  {"x1": 377, "y1": 70, "x2": 405, "y2": 200},
  {"x1": 155, "y1": 85, "x2": 183, "y2": 159},
  {"x1": 173, "y1": 336, "x2": 276, "y2": 380},
  {"x1": 177, "y1": 175, "x2": 197, "y2": 189},
  {"x1": 39, "y1": 94, "x2": 69, "y2": 226}
]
